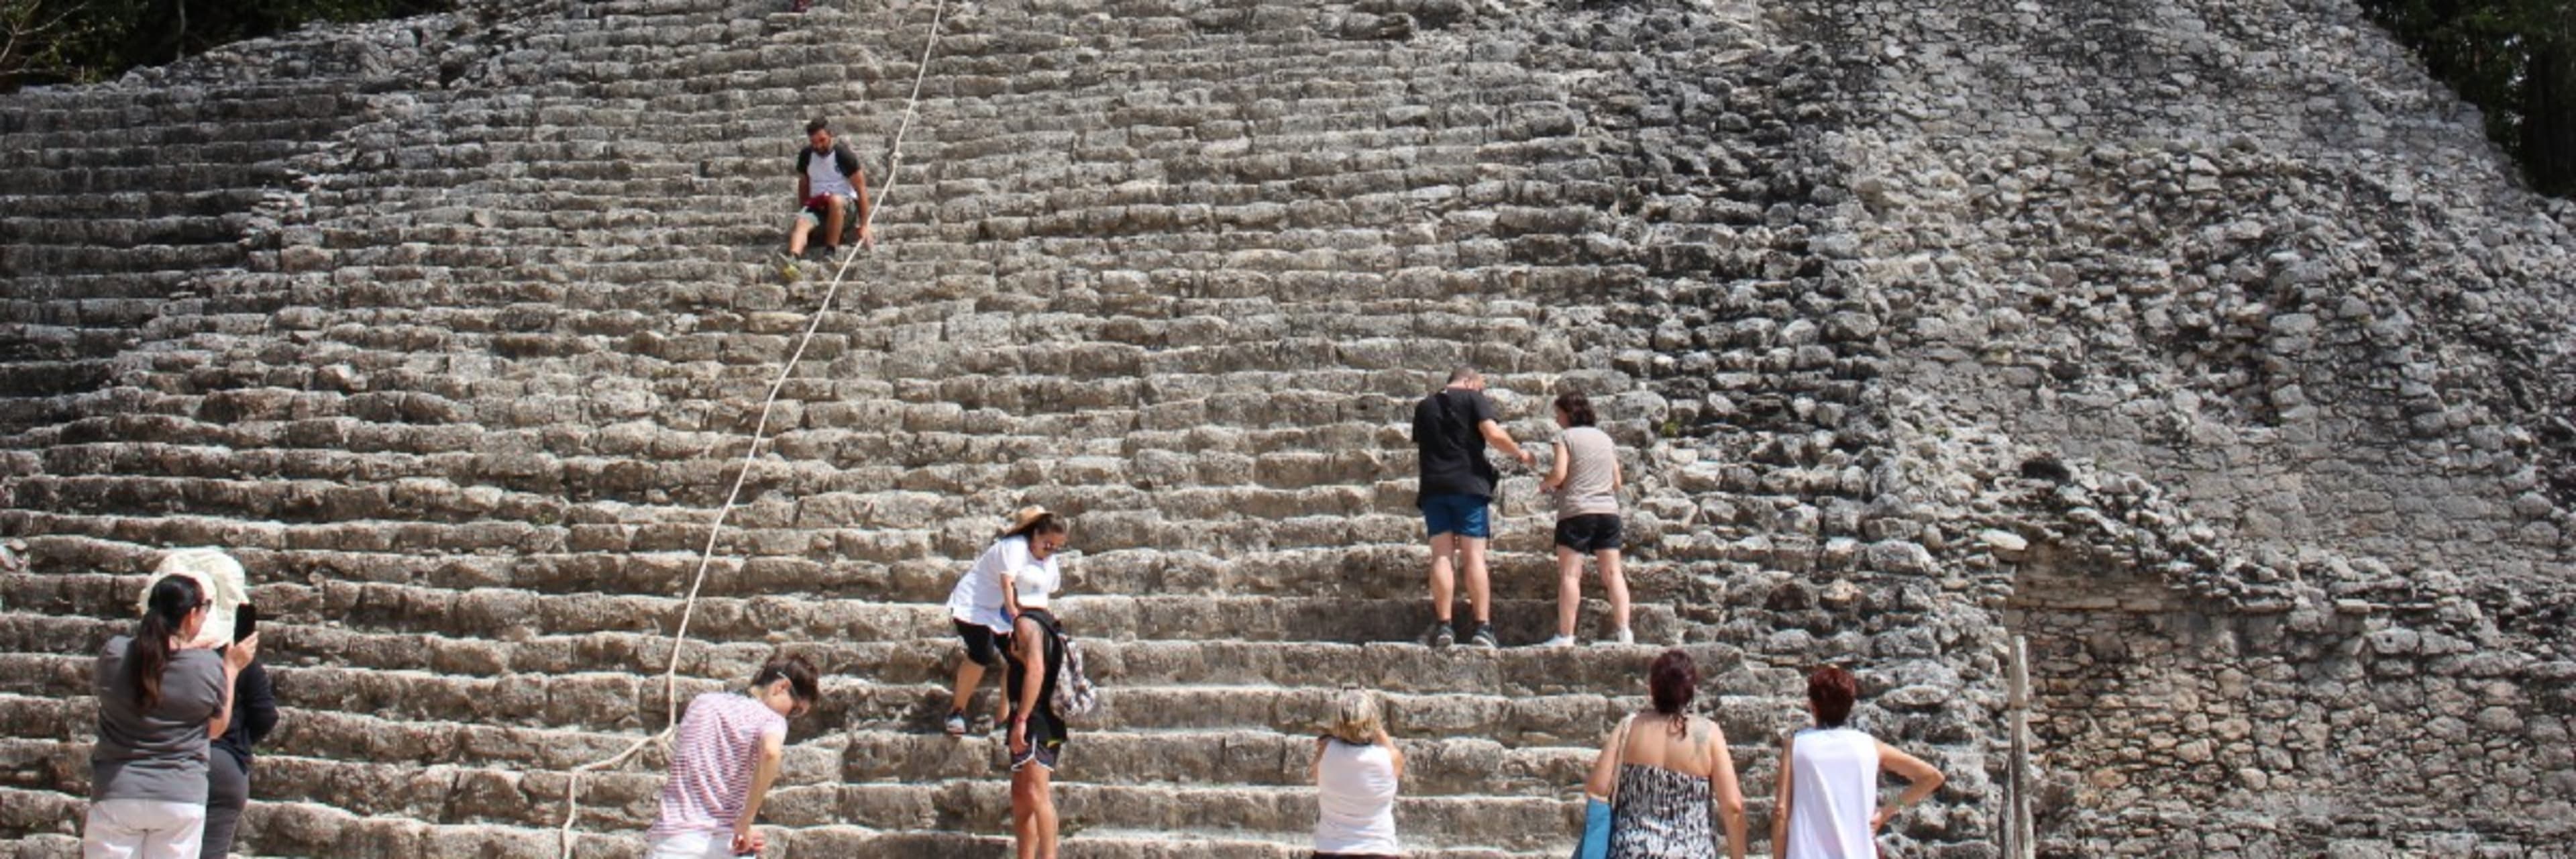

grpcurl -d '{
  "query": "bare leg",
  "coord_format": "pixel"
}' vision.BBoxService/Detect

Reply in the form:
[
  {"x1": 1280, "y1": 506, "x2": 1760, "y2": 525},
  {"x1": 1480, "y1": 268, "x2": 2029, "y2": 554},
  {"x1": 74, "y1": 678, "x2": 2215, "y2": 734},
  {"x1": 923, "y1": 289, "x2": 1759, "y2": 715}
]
[
  {"x1": 1428, "y1": 533, "x2": 1456, "y2": 622},
  {"x1": 822, "y1": 195, "x2": 847, "y2": 251},
  {"x1": 1012, "y1": 766, "x2": 1038, "y2": 859},
  {"x1": 1600, "y1": 549, "x2": 1630, "y2": 635},
  {"x1": 1461, "y1": 536, "x2": 1491, "y2": 625},
  {"x1": 1032, "y1": 764, "x2": 1059, "y2": 859},
  {"x1": 949, "y1": 659, "x2": 983, "y2": 716},
  {"x1": 1556, "y1": 546, "x2": 1583, "y2": 638},
  {"x1": 789, "y1": 215, "x2": 815, "y2": 256}
]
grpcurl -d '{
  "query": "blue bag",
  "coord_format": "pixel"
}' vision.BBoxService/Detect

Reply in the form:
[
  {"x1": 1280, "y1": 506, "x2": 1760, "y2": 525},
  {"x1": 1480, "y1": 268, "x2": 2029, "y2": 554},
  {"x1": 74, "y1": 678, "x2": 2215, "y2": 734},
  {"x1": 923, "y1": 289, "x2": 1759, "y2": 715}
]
[
  {"x1": 1572, "y1": 795, "x2": 1613, "y2": 859},
  {"x1": 1574, "y1": 714, "x2": 1633, "y2": 859}
]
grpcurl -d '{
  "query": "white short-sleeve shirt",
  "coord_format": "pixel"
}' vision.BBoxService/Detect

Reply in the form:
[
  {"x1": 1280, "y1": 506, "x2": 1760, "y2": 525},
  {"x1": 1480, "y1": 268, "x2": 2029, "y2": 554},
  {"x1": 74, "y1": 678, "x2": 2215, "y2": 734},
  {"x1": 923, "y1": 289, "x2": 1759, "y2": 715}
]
[{"x1": 945, "y1": 536, "x2": 1059, "y2": 632}]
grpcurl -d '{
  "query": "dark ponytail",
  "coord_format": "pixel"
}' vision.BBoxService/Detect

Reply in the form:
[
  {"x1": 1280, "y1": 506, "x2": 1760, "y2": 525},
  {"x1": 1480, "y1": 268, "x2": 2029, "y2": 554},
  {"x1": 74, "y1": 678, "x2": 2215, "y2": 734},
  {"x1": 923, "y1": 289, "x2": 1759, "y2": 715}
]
[{"x1": 127, "y1": 575, "x2": 204, "y2": 712}]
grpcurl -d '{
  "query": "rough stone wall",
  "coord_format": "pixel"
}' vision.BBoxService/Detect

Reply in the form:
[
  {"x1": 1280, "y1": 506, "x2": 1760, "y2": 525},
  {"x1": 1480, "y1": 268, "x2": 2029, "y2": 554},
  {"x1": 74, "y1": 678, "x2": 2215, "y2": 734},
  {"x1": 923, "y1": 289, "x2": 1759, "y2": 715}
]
[
  {"x1": 0, "y1": 0, "x2": 2568, "y2": 856},
  {"x1": 1786, "y1": 0, "x2": 2576, "y2": 852}
]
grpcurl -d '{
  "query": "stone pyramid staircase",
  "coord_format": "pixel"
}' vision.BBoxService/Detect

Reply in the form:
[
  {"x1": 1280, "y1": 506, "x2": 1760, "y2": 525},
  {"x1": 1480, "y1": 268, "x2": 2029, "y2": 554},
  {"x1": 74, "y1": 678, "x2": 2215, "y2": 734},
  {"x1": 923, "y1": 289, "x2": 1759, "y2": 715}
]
[{"x1": 0, "y1": 0, "x2": 2002, "y2": 856}]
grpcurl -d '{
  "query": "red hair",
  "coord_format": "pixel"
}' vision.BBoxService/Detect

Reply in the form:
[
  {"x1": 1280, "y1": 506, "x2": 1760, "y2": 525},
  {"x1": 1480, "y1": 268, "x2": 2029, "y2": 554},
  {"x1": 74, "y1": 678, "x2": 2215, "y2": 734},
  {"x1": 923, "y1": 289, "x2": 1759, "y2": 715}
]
[
  {"x1": 1807, "y1": 666, "x2": 1858, "y2": 727},
  {"x1": 1649, "y1": 650, "x2": 1698, "y2": 736}
]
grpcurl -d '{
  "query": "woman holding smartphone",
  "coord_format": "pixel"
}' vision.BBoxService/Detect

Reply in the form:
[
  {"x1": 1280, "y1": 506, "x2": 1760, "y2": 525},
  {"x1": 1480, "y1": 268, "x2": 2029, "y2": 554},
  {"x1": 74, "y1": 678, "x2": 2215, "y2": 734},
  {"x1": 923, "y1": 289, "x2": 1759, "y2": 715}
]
[{"x1": 86, "y1": 561, "x2": 258, "y2": 858}]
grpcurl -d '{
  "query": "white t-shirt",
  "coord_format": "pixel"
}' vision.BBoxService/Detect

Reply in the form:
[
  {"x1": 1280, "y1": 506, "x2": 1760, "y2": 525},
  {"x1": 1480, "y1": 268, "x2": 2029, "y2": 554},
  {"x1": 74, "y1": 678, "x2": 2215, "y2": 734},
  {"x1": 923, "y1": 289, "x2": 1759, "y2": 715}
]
[
  {"x1": 945, "y1": 536, "x2": 1059, "y2": 632},
  {"x1": 1313, "y1": 739, "x2": 1401, "y2": 854},
  {"x1": 805, "y1": 146, "x2": 855, "y2": 199},
  {"x1": 1784, "y1": 727, "x2": 1881, "y2": 858}
]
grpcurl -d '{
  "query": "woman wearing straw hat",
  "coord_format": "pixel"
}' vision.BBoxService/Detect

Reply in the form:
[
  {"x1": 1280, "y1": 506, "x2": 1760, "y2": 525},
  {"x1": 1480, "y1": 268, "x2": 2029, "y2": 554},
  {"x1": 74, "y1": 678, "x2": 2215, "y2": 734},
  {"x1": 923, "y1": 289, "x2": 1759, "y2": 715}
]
[{"x1": 942, "y1": 506, "x2": 1071, "y2": 737}]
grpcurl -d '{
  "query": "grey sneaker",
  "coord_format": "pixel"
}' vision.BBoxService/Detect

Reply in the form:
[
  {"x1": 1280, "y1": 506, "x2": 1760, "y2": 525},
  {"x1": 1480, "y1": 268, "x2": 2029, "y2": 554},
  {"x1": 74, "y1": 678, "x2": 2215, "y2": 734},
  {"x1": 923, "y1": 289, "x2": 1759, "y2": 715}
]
[
  {"x1": 1423, "y1": 621, "x2": 1455, "y2": 648},
  {"x1": 1615, "y1": 627, "x2": 1635, "y2": 646},
  {"x1": 1468, "y1": 624, "x2": 1499, "y2": 649},
  {"x1": 1538, "y1": 634, "x2": 1577, "y2": 648},
  {"x1": 942, "y1": 711, "x2": 967, "y2": 737},
  {"x1": 772, "y1": 250, "x2": 802, "y2": 281}
]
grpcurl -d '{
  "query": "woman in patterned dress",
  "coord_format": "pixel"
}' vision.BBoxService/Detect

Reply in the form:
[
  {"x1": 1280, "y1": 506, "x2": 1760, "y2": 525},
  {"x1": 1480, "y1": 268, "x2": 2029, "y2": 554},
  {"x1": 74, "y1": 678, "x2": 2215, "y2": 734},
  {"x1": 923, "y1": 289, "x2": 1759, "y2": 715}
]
[{"x1": 1585, "y1": 650, "x2": 1749, "y2": 859}]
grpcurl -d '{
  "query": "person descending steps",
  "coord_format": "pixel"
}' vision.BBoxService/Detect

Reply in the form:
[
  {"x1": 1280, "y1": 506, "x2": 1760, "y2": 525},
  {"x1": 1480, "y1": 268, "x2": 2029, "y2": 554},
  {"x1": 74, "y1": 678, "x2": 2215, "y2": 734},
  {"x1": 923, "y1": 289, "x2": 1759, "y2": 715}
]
[{"x1": 942, "y1": 507, "x2": 1071, "y2": 737}]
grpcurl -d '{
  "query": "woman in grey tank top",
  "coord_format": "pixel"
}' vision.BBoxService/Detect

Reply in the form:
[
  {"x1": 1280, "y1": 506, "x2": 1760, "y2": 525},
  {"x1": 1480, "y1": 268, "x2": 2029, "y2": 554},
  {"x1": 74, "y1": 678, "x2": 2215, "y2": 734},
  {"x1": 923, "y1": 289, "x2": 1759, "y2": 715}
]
[{"x1": 1539, "y1": 392, "x2": 1631, "y2": 646}]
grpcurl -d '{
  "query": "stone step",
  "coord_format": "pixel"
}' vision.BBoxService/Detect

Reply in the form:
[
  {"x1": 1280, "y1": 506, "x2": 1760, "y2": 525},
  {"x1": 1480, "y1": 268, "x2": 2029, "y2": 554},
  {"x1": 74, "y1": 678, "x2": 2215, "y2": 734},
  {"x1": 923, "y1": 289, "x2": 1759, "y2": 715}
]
[
  {"x1": 1, "y1": 568, "x2": 1701, "y2": 666},
  {"x1": 0, "y1": 685, "x2": 1805, "y2": 783},
  {"x1": 245, "y1": 754, "x2": 1591, "y2": 850},
  {"x1": 0, "y1": 641, "x2": 1848, "y2": 742},
  {"x1": 0, "y1": 786, "x2": 1579, "y2": 858},
  {"x1": 5, "y1": 532, "x2": 1698, "y2": 605}
]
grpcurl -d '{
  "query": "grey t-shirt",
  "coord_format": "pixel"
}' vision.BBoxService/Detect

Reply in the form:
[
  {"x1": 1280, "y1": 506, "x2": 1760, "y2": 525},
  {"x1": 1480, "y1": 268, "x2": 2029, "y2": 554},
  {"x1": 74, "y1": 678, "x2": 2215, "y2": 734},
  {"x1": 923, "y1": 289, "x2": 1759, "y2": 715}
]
[
  {"x1": 91, "y1": 635, "x2": 226, "y2": 803},
  {"x1": 1554, "y1": 425, "x2": 1620, "y2": 519}
]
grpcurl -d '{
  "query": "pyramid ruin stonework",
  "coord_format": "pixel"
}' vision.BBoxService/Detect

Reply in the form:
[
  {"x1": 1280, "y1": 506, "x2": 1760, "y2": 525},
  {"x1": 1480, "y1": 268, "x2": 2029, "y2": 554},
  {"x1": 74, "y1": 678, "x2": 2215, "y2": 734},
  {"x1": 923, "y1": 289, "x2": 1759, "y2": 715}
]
[{"x1": 3, "y1": 0, "x2": 2571, "y2": 856}]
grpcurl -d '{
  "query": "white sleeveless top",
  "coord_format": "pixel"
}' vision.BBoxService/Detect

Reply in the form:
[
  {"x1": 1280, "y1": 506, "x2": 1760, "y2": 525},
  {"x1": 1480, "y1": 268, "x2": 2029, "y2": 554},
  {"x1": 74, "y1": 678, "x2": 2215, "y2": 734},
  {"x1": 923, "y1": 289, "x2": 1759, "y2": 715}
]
[
  {"x1": 1784, "y1": 727, "x2": 1880, "y2": 858},
  {"x1": 1313, "y1": 739, "x2": 1401, "y2": 854}
]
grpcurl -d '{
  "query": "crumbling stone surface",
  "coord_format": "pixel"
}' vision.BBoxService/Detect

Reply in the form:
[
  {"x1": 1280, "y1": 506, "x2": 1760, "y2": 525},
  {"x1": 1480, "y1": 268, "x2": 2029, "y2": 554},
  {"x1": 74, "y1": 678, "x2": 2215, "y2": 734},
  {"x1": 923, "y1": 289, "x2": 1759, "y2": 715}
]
[{"x1": 0, "y1": 0, "x2": 2569, "y2": 855}]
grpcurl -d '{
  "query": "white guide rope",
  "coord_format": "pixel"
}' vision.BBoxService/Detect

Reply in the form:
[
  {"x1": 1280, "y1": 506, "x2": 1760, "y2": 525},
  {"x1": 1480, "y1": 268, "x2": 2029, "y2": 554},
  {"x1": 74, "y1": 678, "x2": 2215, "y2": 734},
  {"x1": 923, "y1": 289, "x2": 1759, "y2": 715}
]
[{"x1": 553, "y1": 0, "x2": 953, "y2": 854}]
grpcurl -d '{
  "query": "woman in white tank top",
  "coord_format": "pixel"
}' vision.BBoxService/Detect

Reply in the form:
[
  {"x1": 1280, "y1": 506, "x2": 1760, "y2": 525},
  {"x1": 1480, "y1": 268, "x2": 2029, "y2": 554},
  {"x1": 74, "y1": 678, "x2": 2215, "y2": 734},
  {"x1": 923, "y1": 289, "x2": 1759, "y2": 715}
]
[
  {"x1": 1770, "y1": 666, "x2": 1945, "y2": 858},
  {"x1": 1311, "y1": 690, "x2": 1406, "y2": 858}
]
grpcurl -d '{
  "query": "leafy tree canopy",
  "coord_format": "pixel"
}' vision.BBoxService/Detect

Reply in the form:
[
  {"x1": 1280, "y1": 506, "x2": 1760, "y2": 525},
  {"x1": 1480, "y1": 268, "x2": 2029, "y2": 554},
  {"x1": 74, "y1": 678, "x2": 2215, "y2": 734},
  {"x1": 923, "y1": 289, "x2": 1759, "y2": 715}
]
[
  {"x1": 2359, "y1": 0, "x2": 2574, "y2": 197},
  {"x1": 3, "y1": 0, "x2": 448, "y2": 91}
]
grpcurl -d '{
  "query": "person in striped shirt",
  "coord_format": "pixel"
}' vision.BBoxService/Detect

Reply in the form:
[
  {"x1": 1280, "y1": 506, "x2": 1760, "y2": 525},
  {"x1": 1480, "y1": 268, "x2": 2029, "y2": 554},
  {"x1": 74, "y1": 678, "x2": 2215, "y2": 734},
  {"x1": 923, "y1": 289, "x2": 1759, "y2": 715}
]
[{"x1": 646, "y1": 654, "x2": 819, "y2": 858}]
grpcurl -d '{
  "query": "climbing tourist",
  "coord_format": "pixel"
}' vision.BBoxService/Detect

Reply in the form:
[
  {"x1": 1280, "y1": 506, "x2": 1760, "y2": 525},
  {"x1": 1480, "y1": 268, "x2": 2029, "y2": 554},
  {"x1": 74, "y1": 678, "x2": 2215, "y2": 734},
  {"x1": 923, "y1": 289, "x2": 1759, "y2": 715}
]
[
  {"x1": 85, "y1": 571, "x2": 259, "y2": 859},
  {"x1": 778, "y1": 116, "x2": 874, "y2": 277},
  {"x1": 1585, "y1": 650, "x2": 1748, "y2": 859},
  {"x1": 201, "y1": 601, "x2": 274, "y2": 859},
  {"x1": 1538, "y1": 391, "x2": 1631, "y2": 647},
  {"x1": 1311, "y1": 689, "x2": 1406, "y2": 858},
  {"x1": 1770, "y1": 666, "x2": 1945, "y2": 859},
  {"x1": 1411, "y1": 366, "x2": 1532, "y2": 649},
  {"x1": 943, "y1": 507, "x2": 1070, "y2": 737},
  {"x1": 644, "y1": 653, "x2": 820, "y2": 859},
  {"x1": 1006, "y1": 574, "x2": 1071, "y2": 859}
]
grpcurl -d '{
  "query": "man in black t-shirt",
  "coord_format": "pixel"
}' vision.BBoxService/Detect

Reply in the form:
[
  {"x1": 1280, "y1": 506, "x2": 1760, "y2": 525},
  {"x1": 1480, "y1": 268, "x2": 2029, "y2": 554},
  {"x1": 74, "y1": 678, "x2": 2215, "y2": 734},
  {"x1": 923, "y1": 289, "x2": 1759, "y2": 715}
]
[{"x1": 1410, "y1": 367, "x2": 1532, "y2": 648}]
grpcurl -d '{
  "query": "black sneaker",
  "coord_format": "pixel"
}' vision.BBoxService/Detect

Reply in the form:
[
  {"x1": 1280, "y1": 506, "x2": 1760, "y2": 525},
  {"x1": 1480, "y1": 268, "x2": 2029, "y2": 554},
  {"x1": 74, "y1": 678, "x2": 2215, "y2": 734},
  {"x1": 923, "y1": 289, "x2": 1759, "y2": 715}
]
[
  {"x1": 1422, "y1": 621, "x2": 1455, "y2": 648},
  {"x1": 1468, "y1": 624, "x2": 1499, "y2": 649}
]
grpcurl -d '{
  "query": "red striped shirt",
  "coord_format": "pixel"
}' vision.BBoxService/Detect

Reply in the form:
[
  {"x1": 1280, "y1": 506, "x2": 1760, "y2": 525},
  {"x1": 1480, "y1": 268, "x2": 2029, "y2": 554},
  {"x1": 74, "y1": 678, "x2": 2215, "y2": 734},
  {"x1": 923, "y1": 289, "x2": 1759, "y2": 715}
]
[{"x1": 648, "y1": 692, "x2": 786, "y2": 838}]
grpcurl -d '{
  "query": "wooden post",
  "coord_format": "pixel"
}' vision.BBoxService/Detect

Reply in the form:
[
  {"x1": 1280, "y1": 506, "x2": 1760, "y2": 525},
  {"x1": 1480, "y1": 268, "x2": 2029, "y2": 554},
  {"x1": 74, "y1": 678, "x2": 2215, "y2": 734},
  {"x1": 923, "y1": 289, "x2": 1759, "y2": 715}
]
[{"x1": 2007, "y1": 634, "x2": 2035, "y2": 859}]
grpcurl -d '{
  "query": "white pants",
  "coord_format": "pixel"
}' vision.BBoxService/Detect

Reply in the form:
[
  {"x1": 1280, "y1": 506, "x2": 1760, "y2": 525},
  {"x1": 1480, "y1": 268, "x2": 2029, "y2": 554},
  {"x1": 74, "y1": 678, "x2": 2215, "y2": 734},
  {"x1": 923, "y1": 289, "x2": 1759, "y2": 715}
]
[
  {"x1": 83, "y1": 799, "x2": 207, "y2": 859},
  {"x1": 645, "y1": 830, "x2": 741, "y2": 859}
]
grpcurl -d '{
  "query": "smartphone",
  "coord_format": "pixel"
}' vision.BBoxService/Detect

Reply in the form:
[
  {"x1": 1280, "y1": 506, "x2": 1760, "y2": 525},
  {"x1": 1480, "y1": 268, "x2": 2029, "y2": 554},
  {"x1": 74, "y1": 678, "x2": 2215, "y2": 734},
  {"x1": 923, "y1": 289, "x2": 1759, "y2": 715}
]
[{"x1": 233, "y1": 603, "x2": 258, "y2": 643}]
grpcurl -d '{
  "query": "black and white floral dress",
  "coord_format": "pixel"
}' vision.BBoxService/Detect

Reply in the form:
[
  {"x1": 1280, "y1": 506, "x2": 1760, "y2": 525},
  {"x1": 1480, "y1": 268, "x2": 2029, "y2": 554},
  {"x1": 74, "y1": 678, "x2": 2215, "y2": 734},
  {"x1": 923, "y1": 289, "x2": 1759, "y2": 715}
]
[{"x1": 1607, "y1": 762, "x2": 1717, "y2": 859}]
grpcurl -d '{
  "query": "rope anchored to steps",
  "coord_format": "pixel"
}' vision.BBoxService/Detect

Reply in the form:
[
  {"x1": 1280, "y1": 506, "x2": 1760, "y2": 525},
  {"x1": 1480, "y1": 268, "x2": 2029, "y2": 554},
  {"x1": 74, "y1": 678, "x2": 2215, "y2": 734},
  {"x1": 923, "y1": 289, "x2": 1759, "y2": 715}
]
[{"x1": 553, "y1": 1, "x2": 953, "y2": 854}]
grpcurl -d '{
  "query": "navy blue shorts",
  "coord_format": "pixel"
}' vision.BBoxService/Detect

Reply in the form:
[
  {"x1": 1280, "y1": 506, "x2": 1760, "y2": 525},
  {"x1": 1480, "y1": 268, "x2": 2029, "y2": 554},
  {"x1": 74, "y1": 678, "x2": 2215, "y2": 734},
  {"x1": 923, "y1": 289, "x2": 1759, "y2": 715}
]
[
  {"x1": 1012, "y1": 736, "x2": 1063, "y2": 772},
  {"x1": 1419, "y1": 493, "x2": 1491, "y2": 539}
]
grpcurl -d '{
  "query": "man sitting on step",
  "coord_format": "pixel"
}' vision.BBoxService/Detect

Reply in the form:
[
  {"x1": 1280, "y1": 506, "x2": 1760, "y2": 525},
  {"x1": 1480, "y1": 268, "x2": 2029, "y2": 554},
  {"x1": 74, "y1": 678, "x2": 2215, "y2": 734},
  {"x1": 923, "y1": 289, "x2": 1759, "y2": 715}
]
[
  {"x1": 782, "y1": 117, "x2": 874, "y2": 270},
  {"x1": 645, "y1": 653, "x2": 819, "y2": 859}
]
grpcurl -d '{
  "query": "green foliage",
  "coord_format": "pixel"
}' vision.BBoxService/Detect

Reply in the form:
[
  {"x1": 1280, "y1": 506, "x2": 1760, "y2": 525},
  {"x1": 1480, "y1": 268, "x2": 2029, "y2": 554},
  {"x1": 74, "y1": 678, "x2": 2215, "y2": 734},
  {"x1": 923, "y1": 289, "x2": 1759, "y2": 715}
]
[
  {"x1": 1, "y1": 0, "x2": 449, "y2": 89},
  {"x1": 2359, "y1": 0, "x2": 2576, "y2": 197}
]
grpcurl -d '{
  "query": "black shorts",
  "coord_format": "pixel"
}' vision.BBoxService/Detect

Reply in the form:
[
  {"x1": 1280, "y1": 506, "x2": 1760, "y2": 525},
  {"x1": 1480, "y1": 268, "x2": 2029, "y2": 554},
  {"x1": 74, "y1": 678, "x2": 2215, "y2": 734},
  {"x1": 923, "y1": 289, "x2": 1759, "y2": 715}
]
[
  {"x1": 955, "y1": 619, "x2": 1011, "y2": 668},
  {"x1": 1554, "y1": 514, "x2": 1622, "y2": 553}
]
